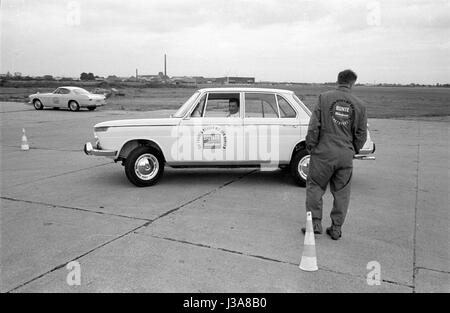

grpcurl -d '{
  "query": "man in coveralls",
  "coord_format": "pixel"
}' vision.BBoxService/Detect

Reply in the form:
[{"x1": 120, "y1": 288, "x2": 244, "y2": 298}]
[{"x1": 302, "y1": 69, "x2": 367, "y2": 240}]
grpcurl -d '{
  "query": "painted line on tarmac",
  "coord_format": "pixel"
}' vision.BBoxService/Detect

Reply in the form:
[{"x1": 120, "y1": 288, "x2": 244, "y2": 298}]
[
  {"x1": 3, "y1": 162, "x2": 112, "y2": 189},
  {"x1": 149, "y1": 169, "x2": 259, "y2": 222},
  {"x1": 415, "y1": 267, "x2": 450, "y2": 275},
  {"x1": 151, "y1": 234, "x2": 292, "y2": 265},
  {"x1": 148, "y1": 234, "x2": 414, "y2": 290},
  {"x1": 4, "y1": 144, "x2": 81, "y2": 152},
  {"x1": 0, "y1": 196, "x2": 152, "y2": 222}
]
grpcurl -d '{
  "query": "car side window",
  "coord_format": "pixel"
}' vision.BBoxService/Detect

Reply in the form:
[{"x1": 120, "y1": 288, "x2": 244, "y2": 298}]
[
  {"x1": 245, "y1": 93, "x2": 279, "y2": 118},
  {"x1": 59, "y1": 88, "x2": 70, "y2": 94},
  {"x1": 190, "y1": 94, "x2": 207, "y2": 117},
  {"x1": 204, "y1": 93, "x2": 240, "y2": 118},
  {"x1": 54, "y1": 88, "x2": 61, "y2": 94},
  {"x1": 277, "y1": 95, "x2": 297, "y2": 118}
]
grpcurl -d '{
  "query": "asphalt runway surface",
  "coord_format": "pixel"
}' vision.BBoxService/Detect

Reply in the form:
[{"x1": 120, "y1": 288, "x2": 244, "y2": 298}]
[{"x1": 1, "y1": 102, "x2": 448, "y2": 292}]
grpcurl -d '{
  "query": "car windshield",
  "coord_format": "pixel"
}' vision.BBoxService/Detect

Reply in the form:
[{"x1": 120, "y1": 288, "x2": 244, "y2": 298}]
[
  {"x1": 72, "y1": 88, "x2": 90, "y2": 95},
  {"x1": 173, "y1": 91, "x2": 200, "y2": 118}
]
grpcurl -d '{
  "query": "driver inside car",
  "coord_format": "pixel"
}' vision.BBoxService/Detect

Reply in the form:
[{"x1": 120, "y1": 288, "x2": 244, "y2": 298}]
[{"x1": 227, "y1": 99, "x2": 240, "y2": 117}]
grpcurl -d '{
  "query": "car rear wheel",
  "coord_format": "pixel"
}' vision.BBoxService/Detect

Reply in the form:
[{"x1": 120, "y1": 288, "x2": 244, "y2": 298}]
[
  {"x1": 33, "y1": 99, "x2": 43, "y2": 110},
  {"x1": 68, "y1": 101, "x2": 80, "y2": 112},
  {"x1": 290, "y1": 147, "x2": 309, "y2": 187},
  {"x1": 125, "y1": 146, "x2": 164, "y2": 187}
]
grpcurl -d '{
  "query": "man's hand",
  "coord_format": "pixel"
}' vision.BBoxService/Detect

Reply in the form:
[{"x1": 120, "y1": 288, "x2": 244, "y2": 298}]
[{"x1": 306, "y1": 144, "x2": 315, "y2": 154}]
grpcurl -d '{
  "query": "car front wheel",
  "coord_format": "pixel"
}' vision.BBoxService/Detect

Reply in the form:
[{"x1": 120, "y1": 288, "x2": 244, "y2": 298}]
[
  {"x1": 125, "y1": 146, "x2": 164, "y2": 187},
  {"x1": 290, "y1": 147, "x2": 309, "y2": 187}
]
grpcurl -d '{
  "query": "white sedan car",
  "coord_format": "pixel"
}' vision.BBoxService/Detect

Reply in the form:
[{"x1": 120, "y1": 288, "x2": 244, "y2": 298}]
[
  {"x1": 28, "y1": 86, "x2": 106, "y2": 111},
  {"x1": 84, "y1": 88, "x2": 375, "y2": 187}
]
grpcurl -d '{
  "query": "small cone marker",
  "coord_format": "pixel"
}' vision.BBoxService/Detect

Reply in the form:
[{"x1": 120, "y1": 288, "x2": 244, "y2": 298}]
[
  {"x1": 21, "y1": 128, "x2": 29, "y2": 151},
  {"x1": 299, "y1": 211, "x2": 318, "y2": 271}
]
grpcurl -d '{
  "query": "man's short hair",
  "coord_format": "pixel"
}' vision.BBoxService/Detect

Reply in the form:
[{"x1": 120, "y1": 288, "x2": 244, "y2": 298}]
[{"x1": 337, "y1": 69, "x2": 358, "y2": 84}]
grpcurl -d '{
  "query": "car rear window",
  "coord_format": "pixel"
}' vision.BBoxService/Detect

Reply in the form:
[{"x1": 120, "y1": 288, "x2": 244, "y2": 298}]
[
  {"x1": 244, "y1": 93, "x2": 278, "y2": 118},
  {"x1": 277, "y1": 95, "x2": 296, "y2": 118}
]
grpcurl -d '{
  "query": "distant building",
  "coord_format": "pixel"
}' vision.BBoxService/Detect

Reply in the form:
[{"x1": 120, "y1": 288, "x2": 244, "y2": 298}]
[
  {"x1": 106, "y1": 75, "x2": 122, "y2": 82},
  {"x1": 125, "y1": 76, "x2": 139, "y2": 82},
  {"x1": 215, "y1": 76, "x2": 255, "y2": 84},
  {"x1": 139, "y1": 74, "x2": 163, "y2": 83},
  {"x1": 193, "y1": 76, "x2": 207, "y2": 84},
  {"x1": 171, "y1": 76, "x2": 196, "y2": 86}
]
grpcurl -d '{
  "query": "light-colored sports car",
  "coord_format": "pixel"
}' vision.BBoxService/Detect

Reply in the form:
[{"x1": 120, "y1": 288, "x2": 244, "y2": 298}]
[
  {"x1": 28, "y1": 86, "x2": 106, "y2": 111},
  {"x1": 84, "y1": 87, "x2": 375, "y2": 187}
]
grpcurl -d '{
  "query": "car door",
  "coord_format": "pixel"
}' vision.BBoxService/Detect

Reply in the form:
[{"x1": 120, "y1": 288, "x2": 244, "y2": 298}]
[
  {"x1": 243, "y1": 92, "x2": 282, "y2": 166},
  {"x1": 51, "y1": 88, "x2": 63, "y2": 107},
  {"x1": 276, "y1": 93, "x2": 308, "y2": 163},
  {"x1": 200, "y1": 92, "x2": 244, "y2": 164},
  {"x1": 58, "y1": 88, "x2": 71, "y2": 108}
]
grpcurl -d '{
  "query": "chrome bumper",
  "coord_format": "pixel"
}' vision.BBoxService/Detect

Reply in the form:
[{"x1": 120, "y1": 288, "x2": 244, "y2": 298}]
[
  {"x1": 84, "y1": 142, "x2": 117, "y2": 157},
  {"x1": 354, "y1": 155, "x2": 376, "y2": 160},
  {"x1": 354, "y1": 143, "x2": 376, "y2": 160}
]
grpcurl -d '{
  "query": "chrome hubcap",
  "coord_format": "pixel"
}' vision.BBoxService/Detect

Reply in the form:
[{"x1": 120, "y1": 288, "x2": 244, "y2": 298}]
[
  {"x1": 134, "y1": 154, "x2": 159, "y2": 181},
  {"x1": 298, "y1": 155, "x2": 310, "y2": 180}
]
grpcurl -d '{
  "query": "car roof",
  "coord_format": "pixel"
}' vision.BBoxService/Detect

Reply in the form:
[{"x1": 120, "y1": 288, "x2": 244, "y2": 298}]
[
  {"x1": 58, "y1": 86, "x2": 86, "y2": 90},
  {"x1": 198, "y1": 87, "x2": 294, "y2": 94}
]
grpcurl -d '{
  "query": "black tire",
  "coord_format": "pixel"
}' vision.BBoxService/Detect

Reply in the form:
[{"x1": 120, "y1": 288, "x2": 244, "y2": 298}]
[
  {"x1": 33, "y1": 99, "x2": 44, "y2": 110},
  {"x1": 290, "y1": 147, "x2": 309, "y2": 187},
  {"x1": 53, "y1": 107, "x2": 60, "y2": 110},
  {"x1": 125, "y1": 146, "x2": 164, "y2": 187},
  {"x1": 87, "y1": 106, "x2": 96, "y2": 111},
  {"x1": 68, "y1": 100, "x2": 80, "y2": 111}
]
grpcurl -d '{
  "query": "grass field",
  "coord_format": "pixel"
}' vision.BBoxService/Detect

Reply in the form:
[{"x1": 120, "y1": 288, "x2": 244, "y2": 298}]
[{"x1": 1, "y1": 83, "x2": 449, "y2": 119}]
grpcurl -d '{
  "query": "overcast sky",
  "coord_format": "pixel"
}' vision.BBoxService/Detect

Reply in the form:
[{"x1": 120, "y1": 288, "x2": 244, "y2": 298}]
[{"x1": 1, "y1": 0, "x2": 449, "y2": 84}]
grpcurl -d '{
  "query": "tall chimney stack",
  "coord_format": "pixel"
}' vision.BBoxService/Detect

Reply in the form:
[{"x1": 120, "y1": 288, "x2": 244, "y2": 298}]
[{"x1": 164, "y1": 54, "x2": 167, "y2": 77}]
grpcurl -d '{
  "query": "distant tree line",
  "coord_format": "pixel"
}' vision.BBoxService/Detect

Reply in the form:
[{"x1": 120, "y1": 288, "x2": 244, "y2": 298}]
[{"x1": 80, "y1": 72, "x2": 96, "y2": 81}]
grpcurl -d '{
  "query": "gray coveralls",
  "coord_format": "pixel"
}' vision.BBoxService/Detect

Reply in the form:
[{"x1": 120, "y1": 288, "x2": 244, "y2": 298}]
[{"x1": 305, "y1": 85, "x2": 367, "y2": 228}]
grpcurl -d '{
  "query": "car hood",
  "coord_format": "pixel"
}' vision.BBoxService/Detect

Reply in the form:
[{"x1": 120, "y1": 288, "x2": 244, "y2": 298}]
[
  {"x1": 95, "y1": 118, "x2": 180, "y2": 128},
  {"x1": 30, "y1": 93, "x2": 53, "y2": 97}
]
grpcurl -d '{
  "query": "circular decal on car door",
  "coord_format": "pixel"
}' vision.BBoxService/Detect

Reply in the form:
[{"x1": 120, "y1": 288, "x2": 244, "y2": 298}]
[{"x1": 197, "y1": 126, "x2": 227, "y2": 150}]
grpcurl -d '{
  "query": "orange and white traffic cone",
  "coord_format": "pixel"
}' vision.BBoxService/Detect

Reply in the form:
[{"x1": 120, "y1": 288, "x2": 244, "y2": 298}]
[
  {"x1": 21, "y1": 128, "x2": 29, "y2": 151},
  {"x1": 299, "y1": 211, "x2": 318, "y2": 271}
]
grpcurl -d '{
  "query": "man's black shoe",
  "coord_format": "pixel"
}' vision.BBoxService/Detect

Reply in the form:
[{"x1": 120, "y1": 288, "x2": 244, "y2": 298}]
[
  {"x1": 301, "y1": 222, "x2": 323, "y2": 235},
  {"x1": 326, "y1": 226, "x2": 342, "y2": 240}
]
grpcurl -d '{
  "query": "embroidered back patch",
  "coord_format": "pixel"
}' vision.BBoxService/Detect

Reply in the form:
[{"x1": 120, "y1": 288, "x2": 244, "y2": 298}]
[{"x1": 329, "y1": 99, "x2": 354, "y2": 126}]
